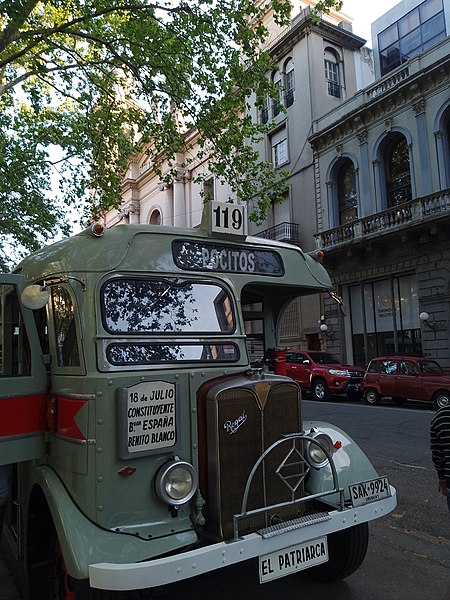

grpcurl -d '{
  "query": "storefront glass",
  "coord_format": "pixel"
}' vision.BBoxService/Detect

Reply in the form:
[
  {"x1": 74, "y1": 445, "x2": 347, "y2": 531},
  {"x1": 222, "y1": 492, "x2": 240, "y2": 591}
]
[{"x1": 350, "y1": 275, "x2": 422, "y2": 366}]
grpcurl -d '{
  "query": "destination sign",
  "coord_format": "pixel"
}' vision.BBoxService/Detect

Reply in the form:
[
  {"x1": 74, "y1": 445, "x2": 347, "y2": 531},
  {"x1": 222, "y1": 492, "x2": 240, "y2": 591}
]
[
  {"x1": 172, "y1": 241, "x2": 284, "y2": 276},
  {"x1": 121, "y1": 381, "x2": 177, "y2": 457}
]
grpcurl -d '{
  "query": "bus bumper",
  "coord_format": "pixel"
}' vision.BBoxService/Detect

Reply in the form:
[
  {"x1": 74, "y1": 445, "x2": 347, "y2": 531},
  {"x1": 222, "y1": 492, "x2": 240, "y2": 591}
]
[{"x1": 89, "y1": 487, "x2": 396, "y2": 590}]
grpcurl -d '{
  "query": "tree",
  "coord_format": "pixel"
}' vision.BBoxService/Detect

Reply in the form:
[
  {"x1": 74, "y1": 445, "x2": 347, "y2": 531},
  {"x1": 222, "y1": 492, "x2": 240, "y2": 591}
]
[{"x1": 0, "y1": 0, "x2": 342, "y2": 271}]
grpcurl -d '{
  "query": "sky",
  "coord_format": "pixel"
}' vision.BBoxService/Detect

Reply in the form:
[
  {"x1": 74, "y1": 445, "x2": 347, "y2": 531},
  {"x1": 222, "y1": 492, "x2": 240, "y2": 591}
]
[{"x1": 341, "y1": 0, "x2": 402, "y2": 46}]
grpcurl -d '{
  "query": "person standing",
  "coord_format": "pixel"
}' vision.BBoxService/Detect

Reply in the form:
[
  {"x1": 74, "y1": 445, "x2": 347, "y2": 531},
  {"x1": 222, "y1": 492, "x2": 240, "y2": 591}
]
[{"x1": 430, "y1": 405, "x2": 450, "y2": 513}]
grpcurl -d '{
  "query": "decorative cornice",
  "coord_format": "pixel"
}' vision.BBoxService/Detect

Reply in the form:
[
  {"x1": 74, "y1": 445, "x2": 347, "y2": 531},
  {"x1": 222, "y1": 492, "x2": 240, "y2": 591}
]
[
  {"x1": 308, "y1": 52, "x2": 450, "y2": 153},
  {"x1": 412, "y1": 97, "x2": 426, "y2": 116}
]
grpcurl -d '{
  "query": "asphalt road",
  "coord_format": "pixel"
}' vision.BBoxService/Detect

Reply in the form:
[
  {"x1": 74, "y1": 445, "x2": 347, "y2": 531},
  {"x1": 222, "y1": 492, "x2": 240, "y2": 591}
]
[
  {"x1": 169, "y1": 398, "x2": 449, "y2": 600},
  {"x1": 1, "y1": 398, "x2": 449, "y2": 599}
]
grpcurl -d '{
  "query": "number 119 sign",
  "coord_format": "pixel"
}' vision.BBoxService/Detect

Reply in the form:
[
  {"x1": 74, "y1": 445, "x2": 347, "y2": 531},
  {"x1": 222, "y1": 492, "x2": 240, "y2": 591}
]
[{"x1": 210, "y1": 201, "x2": 247, "y2": 237}]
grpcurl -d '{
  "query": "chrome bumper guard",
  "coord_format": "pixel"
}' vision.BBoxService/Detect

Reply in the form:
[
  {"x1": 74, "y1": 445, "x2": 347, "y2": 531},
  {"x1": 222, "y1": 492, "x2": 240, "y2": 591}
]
[{"x1": 232, "y1": 433, "x2": 344, "y2": 539}]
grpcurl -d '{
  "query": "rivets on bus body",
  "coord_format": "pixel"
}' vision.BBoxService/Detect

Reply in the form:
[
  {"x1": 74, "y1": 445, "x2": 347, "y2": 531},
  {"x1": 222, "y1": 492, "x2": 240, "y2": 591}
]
[
  {"x1": 97, "y1": 419, "x2": 103, "y2": 425},
  {"x1": 97, "y1": 505, "x2": 103, "y2": 511},
  {"x1": 201, "y1": 371, "x2": 206, "y2": 377},
  {"x1": 107, "y1": 380, "x2": 113, "y2": 386},
  {"x1": 97, "y1": 447, "x2": 103, "y2": 453},
  {"x1": 175, "y1": 374, "x2": 179, "y2": 379},
  {"x1": 97, "y1": 476, "x2": 103, "y2": 482},
  {"x1": 96, "y1": 391, "x2": 103, "y2": 397},
  {"x1": 191, "y1": 372, "x2": 195, "y2": 378}
]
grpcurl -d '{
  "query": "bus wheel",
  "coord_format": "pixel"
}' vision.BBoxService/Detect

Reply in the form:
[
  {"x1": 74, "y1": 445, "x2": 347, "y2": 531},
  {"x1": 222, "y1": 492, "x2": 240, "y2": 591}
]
[
  {"x1": 303, "y1": 523, "x2": 369, "y2": 583},
  {"x1": 49, "y1": 536, "x2": 110, "y2": 600},
  {"x1": 49, "y1": 536, "x2": 165, "y2": 599}
]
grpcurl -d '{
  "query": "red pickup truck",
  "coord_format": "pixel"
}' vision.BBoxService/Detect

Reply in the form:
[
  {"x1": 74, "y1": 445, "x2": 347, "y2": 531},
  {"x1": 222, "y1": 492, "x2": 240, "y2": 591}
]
[{"x1": 285, "y1": 350, "x2": 365, "y2": 401}]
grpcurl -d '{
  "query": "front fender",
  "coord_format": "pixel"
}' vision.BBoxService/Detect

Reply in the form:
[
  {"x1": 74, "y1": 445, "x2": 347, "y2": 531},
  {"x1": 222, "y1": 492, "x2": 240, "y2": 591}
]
[
  {"x1": 303, "y1": 421, "x2": 379, "y2": 505},
  {"x1": 32, "y1": 466, "x2": 197, "y2": 580}
]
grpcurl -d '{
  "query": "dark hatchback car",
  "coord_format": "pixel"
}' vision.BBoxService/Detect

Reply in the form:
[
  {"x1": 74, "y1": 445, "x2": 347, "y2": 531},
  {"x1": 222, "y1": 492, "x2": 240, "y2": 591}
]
[
  {"x1": 285, "y1": 350, "x2": 365, "y2": 401},
  {"x1": 363, "y1": 356, "x2": 450, "y2": 409}
]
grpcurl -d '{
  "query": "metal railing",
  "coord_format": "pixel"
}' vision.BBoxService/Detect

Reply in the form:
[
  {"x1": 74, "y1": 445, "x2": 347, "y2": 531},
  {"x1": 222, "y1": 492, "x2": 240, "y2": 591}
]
[
  {"x1": 314, "y1": 189, "x2": 450, "y2": 250},
  {"x1": 256, "y1": 222, "x2": 300, "y2": 243}
]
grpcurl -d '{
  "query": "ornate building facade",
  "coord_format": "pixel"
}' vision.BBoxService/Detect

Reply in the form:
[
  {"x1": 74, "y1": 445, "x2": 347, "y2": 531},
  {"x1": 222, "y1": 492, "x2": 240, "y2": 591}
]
[
  {"x1": 108, "y1": 0, "x2": 450, "y2": 366},
  {"x1": 309, "y1": 0, "x2": 450, "y2": 367}
]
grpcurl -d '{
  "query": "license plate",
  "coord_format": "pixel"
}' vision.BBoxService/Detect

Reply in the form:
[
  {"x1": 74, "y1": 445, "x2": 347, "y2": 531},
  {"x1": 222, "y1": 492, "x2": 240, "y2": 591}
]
[
  {"x1": 349, "y1": 476, "x2": 391, "y2": 507},
  {"x1": 259, "y1": 537, "x2": 328, "y2": 583}
]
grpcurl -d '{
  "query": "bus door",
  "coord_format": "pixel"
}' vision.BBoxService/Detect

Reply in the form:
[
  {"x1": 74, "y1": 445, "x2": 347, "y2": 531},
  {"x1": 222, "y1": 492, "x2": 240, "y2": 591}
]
[{"x1": 0, "y1": 275, "x2": 48, "y2": 466}]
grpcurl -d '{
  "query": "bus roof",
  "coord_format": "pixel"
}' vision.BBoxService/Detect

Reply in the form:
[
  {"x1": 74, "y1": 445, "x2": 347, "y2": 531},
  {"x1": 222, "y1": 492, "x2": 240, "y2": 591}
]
[{"x1": 15, "y1": 222, "x2": 332, "y2": 294}]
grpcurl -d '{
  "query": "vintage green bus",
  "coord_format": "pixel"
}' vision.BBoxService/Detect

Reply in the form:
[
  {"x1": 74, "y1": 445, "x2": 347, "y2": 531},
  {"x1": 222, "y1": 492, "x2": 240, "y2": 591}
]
[{"x1": 0, "y1": 201, "x2": 396, "y2": 598}]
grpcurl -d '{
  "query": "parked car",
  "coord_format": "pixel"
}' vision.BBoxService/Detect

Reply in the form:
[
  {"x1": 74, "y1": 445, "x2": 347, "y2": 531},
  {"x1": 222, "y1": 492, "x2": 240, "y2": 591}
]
[
  {"x1": 285, "y1": 350, "x2": 365, "y2": 401},
  {"x1": 363, "y1": 356, "x2": 450, "y2": 409}
]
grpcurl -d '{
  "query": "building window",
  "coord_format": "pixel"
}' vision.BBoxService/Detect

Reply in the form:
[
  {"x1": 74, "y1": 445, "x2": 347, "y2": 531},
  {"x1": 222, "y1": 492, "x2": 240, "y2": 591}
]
[
  {"x1": 149, "y1": 209, "x2": 161, "y2": 225},
  {"x1": 284, "y1": 58, "x2": 295, "y2": 107},
  {"x1": 324, "y1": 49, "x2": 341, "y2": 98},
  {"x1": 260, "y1": 96, "x2": 269, "y2": 124},
  {"x1": 337, "y1": 160, "x2": 358, "y2": 224},
  {"x1": 270, "y1": 127, "x2": 288, "y2": 167},
  {"x1": 385, "y1": 134, "x2": 412, "y2": 207},
  {"x1": 350, "y1": 275, "x2": 422, "y2": 366},
  {"x1": 272, "y1": 77, "x2": 282, "y2": 117},
  {"x1": 378, "y1": 0, "x2": 445, "y2": 76}
]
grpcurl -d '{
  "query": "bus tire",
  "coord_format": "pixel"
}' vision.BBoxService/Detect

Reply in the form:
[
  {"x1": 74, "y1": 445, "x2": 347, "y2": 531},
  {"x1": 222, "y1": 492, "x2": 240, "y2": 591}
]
[
  {"x1": 303, "y1": 523, "x2": 369, "y2": 583},
  {"x1": 49, "y1": 538, "x2": 167, "y2": 599}
]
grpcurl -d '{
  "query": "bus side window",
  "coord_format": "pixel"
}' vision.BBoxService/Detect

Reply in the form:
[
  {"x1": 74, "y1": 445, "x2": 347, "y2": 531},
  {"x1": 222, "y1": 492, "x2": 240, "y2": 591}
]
[
  {"x1": 51, "y1": 286, "x2": 80, "y2": 367},
  {"x1": 0, "y1": 284, "x2": 31, "y2": 376}
]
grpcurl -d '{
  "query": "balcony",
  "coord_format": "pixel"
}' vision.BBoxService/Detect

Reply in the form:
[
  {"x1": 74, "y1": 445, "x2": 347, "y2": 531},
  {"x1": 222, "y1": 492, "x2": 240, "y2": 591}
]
[
  {"x1": 327, "y1": 80, "x2": 341, "y2": 98},
  {"x1": 256, "y1": 222, "x2": 300, "y2": 243},
  {"x1": 314, "y1": 189, "x2": 450, "y2": 251}
]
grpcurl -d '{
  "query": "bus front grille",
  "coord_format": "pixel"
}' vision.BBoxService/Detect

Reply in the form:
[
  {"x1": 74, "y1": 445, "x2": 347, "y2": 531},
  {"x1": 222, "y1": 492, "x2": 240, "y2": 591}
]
[{"x1": 201, "y1": 374, "x2": 304, "y2": 539}]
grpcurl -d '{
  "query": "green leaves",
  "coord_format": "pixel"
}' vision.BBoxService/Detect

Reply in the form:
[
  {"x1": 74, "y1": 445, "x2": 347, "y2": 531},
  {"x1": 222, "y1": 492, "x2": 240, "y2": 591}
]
[{"x1": 0, "y1": 0, "x2": 341, "y2": 270}]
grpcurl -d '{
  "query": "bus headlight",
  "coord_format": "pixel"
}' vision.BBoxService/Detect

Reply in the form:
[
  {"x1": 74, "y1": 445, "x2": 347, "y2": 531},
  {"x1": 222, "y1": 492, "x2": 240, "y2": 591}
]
[
  {"x1": 305, "y1": 430, "x2": 333, "y2": 469},
  {"x1": 155, "y1": 458, "x2": 198, "y2": 506}
]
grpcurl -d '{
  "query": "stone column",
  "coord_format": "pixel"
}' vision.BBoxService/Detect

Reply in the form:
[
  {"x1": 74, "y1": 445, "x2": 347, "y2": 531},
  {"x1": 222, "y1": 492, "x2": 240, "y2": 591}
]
[{"x1": 413, "y1": 97, "x2": 431, "y2": 196}]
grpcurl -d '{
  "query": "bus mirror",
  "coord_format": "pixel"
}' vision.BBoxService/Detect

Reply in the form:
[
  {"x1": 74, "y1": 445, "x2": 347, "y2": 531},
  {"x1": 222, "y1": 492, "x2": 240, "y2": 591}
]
[{"x1": 21, "y1": 284, "x2": 50, "y2": 310}]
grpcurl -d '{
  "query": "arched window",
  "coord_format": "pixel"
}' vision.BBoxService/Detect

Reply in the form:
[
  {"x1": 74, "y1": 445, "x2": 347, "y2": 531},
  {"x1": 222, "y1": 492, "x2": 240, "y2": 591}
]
[
  {"x1": 272, "y1": 71, "x2": 282, "y2": 117},
  {"x1": 385, "y1": 134, "x2": 412, "y2": 207},
  {"x1": 284, "y1": 58, "x2": 295, "y2": 107},
  {"x1": 149, "y1": 209, "x2": 161, "y2": 225},
  {"x1": 324, "y1": 48, "x2": 341, "y2": 98},
  {"x1": 337, "y1": 160, "x2": 357, "y2": 224}
]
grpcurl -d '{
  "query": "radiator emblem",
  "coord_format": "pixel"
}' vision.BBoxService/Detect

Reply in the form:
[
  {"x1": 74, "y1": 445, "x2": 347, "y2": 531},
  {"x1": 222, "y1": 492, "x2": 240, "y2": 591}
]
[{"x1": 223, "y1": 411, "x2": 247, "y2": 435}]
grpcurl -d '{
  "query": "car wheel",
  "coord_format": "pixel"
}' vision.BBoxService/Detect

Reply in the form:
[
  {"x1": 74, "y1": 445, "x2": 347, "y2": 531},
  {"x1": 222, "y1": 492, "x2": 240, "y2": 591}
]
[
  {"x1": 392, "y1": 397, "x2": 407, "y2": 405},
  {"x1": 364, "y1": 389, "x2": 381, "y2": 405},
  {"x1": 303, "y1": 523, "x2": 369, "y2": 582},
  {"x1": 312, "y1": 379, "x2": 329, "y2": 401},
  {"x1": 433, "y1": 391, "x2": 450, "y2": 409}
]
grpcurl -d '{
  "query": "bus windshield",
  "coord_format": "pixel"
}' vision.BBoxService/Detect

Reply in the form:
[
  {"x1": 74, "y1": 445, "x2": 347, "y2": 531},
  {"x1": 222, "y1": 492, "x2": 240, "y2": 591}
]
[{"x1": 102, "y1": 279, "x2": 235, "y2": 335}]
